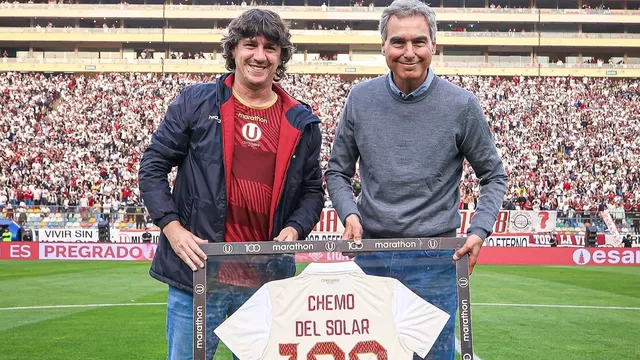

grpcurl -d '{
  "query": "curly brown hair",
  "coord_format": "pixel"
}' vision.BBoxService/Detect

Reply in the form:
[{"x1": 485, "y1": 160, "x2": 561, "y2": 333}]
[{"x1": 221, "y1": 9, "x2": 295, "y2": 82}]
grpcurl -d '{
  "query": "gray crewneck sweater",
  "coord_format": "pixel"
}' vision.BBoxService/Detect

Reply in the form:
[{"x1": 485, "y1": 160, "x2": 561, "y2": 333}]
[{"x1": 325, "y1": 74, "x2": 508, "y2": 240}]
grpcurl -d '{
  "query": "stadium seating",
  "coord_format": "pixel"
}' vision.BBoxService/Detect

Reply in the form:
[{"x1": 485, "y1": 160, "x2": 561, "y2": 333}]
[{"x1": 1, "y1": 72, "x2": 639, "y2": 231}]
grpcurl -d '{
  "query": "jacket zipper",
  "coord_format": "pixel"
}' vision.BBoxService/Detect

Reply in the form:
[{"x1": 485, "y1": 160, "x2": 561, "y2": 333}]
[
  {"x1": 214, "y1": 102, "x2": 226, "y2": 242},
  {"x1": 272, "y1": 132, "x2": 303, "y2": 238}
]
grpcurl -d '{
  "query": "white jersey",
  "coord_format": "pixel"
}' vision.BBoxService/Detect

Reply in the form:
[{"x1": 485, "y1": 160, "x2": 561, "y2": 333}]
[{"x1": 214, "y1": 261, "x2": 450, "y2": 360}]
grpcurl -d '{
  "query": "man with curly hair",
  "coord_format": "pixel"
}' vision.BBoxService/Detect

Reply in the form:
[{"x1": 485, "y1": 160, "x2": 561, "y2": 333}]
[{"x1": 139, "y1": 8, "x2": 324, "y2": 360}]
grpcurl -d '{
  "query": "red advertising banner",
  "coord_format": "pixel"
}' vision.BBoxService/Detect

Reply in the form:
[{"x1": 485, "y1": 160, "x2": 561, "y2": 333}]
[
  {"x1": 477, "y1": 247, "x2": 640, "y2": 266},
  {"x1": 458, "y1": 210, "x2": 510, "y2": 235},
  {"x1": 0, "y1": 242, "x2": 39, "y2": 260},
  {"x1": 529, "y1": 233, "x2": 605, "y2": 246},
  {"x1": 311, "y1": 209, "x2": 557, "y2": 237},
  {"x1": 4, "y1": 241, "x2": 636, "y2": 266},
  {"x1": 38, "y1": 243, "x2": 157, "y2": 261},
  {"x1": 458, "y1": 210, "x2": 556, "y2": 235},
  {"x1": 311, "y1": 208, "x2": 345, "y2": 234},
  {"x1": 483, "y1": 234, "x2": 530, "y2": 247}
]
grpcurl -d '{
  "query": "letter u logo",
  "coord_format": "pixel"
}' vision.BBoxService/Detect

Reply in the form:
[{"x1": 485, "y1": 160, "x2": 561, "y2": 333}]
[{"x1": 242, "y1": 122, "x2": 262, "y2": 142}]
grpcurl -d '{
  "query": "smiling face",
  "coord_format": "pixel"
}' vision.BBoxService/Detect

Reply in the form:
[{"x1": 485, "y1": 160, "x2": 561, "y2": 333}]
[
  {"x1": 233, "y1": 35, "x2": 281, "y2": 91},
  {"x1": 382, "y1": 15, "x2": 435, "y2": 94}
]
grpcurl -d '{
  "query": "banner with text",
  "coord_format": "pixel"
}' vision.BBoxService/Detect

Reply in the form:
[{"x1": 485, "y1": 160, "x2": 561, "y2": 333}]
[
  {"x1": 483, "y1": 234, "x2": 530, "y2": 247},
  {"x1": 37, "y1": 229, "x2": 100, "y2": 242},
  {"x1": 600, "y1": 210, "x2": 622, "y2": 247},
  {"x1": 0, "y1": 242, "x2": 39, "y2": 260},
  {"x1": 505, "y1": 210, "x2": 557, "y2": 233},
  {"x1": 31, "y1": 229, "x2": 605, "y2": 249},
  {"x1": 292, "y1": 246, "x2": 640, "y2": 266},
  {"x1": 310, "y1": 208, "x2": 557, "y2": 236},
  {"x1": 38, "y1": 242, "x2": 157, "y2": 261},
  {"x1": 116, "y1": 229, "x2": 161, "y2": 243},
  {"x1": 477, "y1": 247, "x2": 640, "y2": 266},
  {"x1": 4, "y1": 242, "x2": 637, "y2": 265},
  {"x1": 30, "y1": 209, "x2": 559, "y2": 243},
  {"x1": 1, "y1": 242, "x2": 157, "y2": 261},
  {"x1": 623, "y1": 234, "x2": 640, "y2": 248},
  {"x1": 529, "y1": 233, "x2": 606, "y2": 246}
]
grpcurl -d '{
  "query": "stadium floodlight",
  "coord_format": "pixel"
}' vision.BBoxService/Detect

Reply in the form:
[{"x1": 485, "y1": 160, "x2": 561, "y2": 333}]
[{"x1": 194, "y1": 238, "x2": 474, "y2": 360}]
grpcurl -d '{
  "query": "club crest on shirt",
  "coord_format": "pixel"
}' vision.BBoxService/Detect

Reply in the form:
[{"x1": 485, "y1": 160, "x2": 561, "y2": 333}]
[{"x1": 242, "y1": 122, "x2": 262, "y2": 142}]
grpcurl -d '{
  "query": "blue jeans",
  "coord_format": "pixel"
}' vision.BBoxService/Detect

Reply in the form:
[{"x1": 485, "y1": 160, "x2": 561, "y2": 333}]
[
  {"x1": 166, "y1": 284, "x2": 255, "y2": 360},
  {"x1": 355, "y1": 250, "x2": 458, "y2": 360},
  {"x1": 166, "y1": 255, "x2": 296, "y2": 360}
]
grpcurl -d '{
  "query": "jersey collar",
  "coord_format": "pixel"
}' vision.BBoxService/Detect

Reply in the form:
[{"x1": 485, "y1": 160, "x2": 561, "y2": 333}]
[{"x1": 301, "y1": 261, "x2": 364, "y2": 274}]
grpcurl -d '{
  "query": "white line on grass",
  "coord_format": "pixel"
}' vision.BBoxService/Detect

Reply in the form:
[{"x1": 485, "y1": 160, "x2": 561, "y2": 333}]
[
  {"x1": 473, "y1": 303, "x2": 640, "y2": 311},
  {"x1": 456, "y1": 338, "x2": 483, "y2": 360},
  {"x1": 0, "y1": 302, "x2": 166, "y2": 311},
  {"x1": 0, "y1": 303, "x2": 485, "y2": 359},
  {"x1": 1, "y1": 302, "x2": 640, "y2": 311},
  {"x1": 1, "y1": 297, "x2": 483, "y2": 359}
]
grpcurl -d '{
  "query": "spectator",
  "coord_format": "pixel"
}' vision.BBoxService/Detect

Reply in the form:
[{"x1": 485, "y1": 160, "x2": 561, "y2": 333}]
[
  {"x1": 141, "y1": 227, "x2": 152, "y2": 243},
  {"x1": 0, "y1": 71, "x2": 638, "y2": 231}
]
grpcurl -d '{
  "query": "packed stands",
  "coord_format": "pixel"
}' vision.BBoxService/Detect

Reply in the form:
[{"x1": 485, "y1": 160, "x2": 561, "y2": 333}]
[{"x1": 0, "y1": 72, "x2": 639, "y2": 232}]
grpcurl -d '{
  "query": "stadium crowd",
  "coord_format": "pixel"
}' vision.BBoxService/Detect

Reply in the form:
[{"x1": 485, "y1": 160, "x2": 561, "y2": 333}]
[{"x1": 0, "y1": 71, "x2": 639, "y2": 231}]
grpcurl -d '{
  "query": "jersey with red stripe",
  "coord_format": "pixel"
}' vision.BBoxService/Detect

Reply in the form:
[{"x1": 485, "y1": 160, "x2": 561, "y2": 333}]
[{"x1": 216, "y1": 91, "x2": 283, "y2": 288}]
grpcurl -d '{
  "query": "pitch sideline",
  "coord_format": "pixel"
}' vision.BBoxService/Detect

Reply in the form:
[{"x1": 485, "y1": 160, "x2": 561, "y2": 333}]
[
  {"x1": 6, "y1": 302, "x2": 640, "y2": 360},
  {"x1": 1, "y1": 302, "x2": 639, "y2": 311},
  {"x1": 0, "y1": 302, "x2": 486, "y2": 358},
  {"x1": 0, "y1": 302, "x2": 167, "y2": 310}
]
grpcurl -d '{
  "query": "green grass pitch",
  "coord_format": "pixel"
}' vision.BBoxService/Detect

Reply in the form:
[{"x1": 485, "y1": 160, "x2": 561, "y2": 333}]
[{"x1": 0, "y1": 260, "x2": 638, "y2": 360}]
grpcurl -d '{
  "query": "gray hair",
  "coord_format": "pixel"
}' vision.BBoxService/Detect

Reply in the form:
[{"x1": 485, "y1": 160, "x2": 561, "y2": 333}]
[{"x1": 379, "y1": 0, "x2": 437, "y2": 44}]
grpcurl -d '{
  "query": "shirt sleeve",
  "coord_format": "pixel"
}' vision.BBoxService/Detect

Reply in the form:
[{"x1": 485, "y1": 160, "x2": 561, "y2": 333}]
[
  {"x1": 460, "y1": 94, "x2": 508, "y2": 240},
  {"x1": 325, "y1": 88, "x2": 362, "y2": 224},
  {"x1": 392, "y1": 280, "x2": 451, "y2": 358},
  {"x1": 213, "y1": 285, "x2": 272, "y2": 360}
]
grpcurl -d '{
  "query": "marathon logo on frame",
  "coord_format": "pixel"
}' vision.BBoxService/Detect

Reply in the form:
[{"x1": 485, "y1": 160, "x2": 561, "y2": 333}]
[
  {"x1": 203, "y1": 239, "x2": 460, "y2": 256},
  {"x1": 192, "y1": 264, "x2": 207, "y2": 360},
  {"x1": 194, "y1": 305, "x2": 205, "y2": 351},
  {"x1": 372, "y1": 239, "x2": 419, "y2": 250},
  {"x1": 459, "y1": 298, "x2": 471, "y2": 346},
  {"x1": 271, "y1": 242, "x2": 316, "y2": 253},
  {"x1": 455, "y1": 255, "x2": 474, "y2": 359}
]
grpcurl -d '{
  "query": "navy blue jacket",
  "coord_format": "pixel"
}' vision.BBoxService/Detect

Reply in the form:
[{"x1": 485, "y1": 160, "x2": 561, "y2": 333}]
[{"x1": 139, "y1": 73, "x2": 325, "y2": 293}]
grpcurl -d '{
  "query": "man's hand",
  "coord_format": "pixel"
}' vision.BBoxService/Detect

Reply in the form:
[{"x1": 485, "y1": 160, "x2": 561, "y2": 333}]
[
  {"x1": 453, "y1": 234, "x2": 484, "y2": 275},
  {"x1": 163, "y1": 221, "x2": 208, "y2": 271},
  {"x1": 342, "y1": 214, "x2": 363, "y2": 244},
  {"x1": 274, "y1": 226, "x2": 299, "y2": 242}
]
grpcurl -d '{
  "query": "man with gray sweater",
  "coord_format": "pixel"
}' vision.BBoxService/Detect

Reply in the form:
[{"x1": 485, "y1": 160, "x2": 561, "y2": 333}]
[{"x1": 325, "y1": 0, "x2": 508, "y2": 358}]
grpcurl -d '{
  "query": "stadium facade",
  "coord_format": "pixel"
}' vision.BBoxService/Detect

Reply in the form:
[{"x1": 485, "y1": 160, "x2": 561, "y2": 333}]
[{"x1": 0, "y1": 0, "x2": 639, "y2": 77}]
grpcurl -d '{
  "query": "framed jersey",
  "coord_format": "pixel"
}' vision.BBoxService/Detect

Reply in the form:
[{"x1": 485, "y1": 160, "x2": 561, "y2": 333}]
[
  {"x1": 193, "y1": 238, "x2": 474, "y2": 360},
  {"x1": 214, "y1": 261, "x2": 449, "y2": 360}
]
